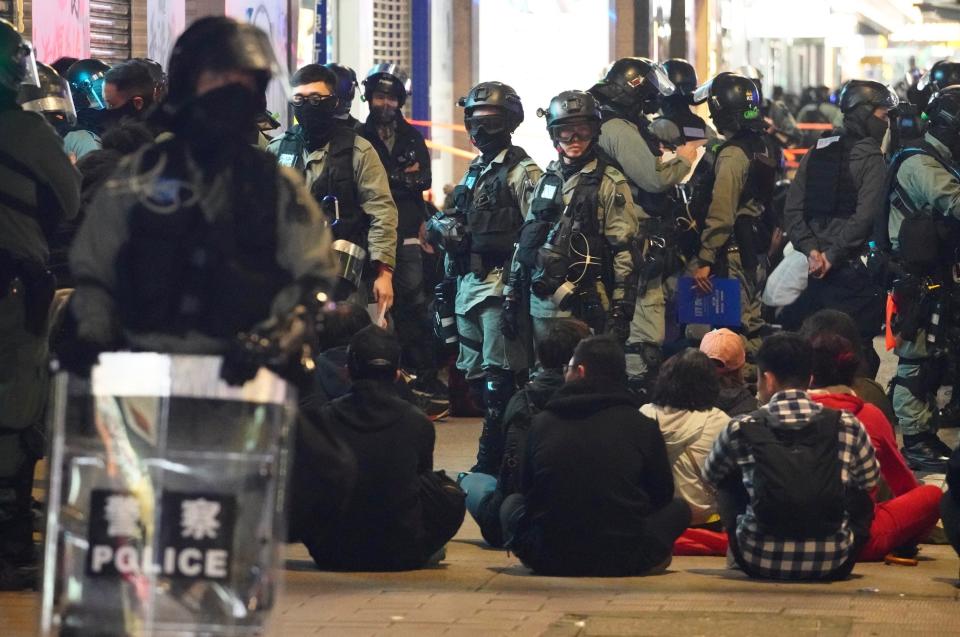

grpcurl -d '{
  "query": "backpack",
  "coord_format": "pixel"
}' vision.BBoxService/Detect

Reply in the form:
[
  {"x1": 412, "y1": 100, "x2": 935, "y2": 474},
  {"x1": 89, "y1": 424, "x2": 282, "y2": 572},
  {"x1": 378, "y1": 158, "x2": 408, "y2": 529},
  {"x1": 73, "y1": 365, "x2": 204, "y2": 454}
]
[{"x1": 738, "y1": 408, "x2": 844, "y2": 538}]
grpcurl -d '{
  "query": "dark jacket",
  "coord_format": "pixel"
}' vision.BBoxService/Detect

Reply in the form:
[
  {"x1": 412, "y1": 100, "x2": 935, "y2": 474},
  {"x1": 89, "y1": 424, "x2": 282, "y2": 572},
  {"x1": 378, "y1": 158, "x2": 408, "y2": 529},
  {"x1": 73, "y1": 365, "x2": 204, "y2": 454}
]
[
  {"x1": 475, "y1": 369, "x2": 565, "y2": 547},
  {"x1": 359, "y1": 116, "x2": 431, "y2": 239},
  {"x1": 298, "y1": 380, "x2": 436, "y2": 571},
  {"x1": 513, "y1": 380, "x2": 675, "y2": 576},
  {"x1": 948, "y1": 446, "x2": 960, "y2": 505},
  {"x1": 716, "y1": 383, "x2": 759, "y2": 417}
]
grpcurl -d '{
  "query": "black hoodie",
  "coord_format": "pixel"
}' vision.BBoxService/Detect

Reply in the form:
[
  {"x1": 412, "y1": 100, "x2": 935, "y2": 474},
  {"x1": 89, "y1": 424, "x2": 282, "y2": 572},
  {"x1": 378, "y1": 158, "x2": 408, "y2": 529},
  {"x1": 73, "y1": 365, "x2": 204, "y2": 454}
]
[
  {"x1": 298, "y1": 380, "x2": 436, "y2": 571},
  {"x1": 513, "y1": 380, "x2": 675, "y2": 576}
]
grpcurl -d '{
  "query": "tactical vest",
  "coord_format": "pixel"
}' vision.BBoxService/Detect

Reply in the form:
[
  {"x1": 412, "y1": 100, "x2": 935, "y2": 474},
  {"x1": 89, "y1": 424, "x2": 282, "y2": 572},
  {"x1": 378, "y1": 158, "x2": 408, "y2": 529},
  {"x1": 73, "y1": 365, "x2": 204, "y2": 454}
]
[
  {"x1": 803, "y1": 133, "x2": 859, "y2": 222},
  {"x1": 884, "y1": 141, "x2": 960, "y2": 270},
  {"x1": 276, "y1": 125, "x2": 307, "y2": 172},
  {"x1": 683, "y1": 132, "x2": 779, "y2": 262},
  {"x1": 600, "y1": 111, "x2": 670, "y2": 216},
  {"x1": 453, "y1": 146, "x2": 530, "y2": 264},
  {"x1": 307, "y1": 127, "x2": 368, "y2": 247},
  {"x1": 526, "y1": 159, "x2": 607, "y2": 286},
  {"x1": 0, "y1": 146, "x2": 57, "y2": 240},
  {"x1": 115, "y1": 139, "x2": 290, "y2": 339}
]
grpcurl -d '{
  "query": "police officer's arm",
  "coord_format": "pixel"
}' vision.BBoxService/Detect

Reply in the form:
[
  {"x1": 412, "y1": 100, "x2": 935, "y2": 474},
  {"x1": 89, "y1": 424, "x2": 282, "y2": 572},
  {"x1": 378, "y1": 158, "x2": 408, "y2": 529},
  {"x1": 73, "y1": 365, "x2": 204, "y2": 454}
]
[
  {"x1": 902, "y1": 154, "x2": 960, "y2": 222},
  {"x1": 601, "y1": 176, "x2": 641, "y2": 300},
  {"x1": 273, "y1": 169, "x2": 336, "y2": 306},
  {"x1": 28, "y1": 115, "x2": 82, "y2": 222},
  {"x1": 598, "y1": 118, "x2": 690, "y2": 193},
  {"x1": 697, "y1": 145, "x2": 747, "y2": 267},
  {"x1": 352, "y1": 139, "x2": 399, "y2": 268},
  {"x1": 825, "y1": 145, "x2": 886, "y2": 266},
  {"x1": 508, "y1": 158, "x2": 544, "y2": 219},
  {"x1": 782, "y1": 152, "x2": 819, "y2": 256}
]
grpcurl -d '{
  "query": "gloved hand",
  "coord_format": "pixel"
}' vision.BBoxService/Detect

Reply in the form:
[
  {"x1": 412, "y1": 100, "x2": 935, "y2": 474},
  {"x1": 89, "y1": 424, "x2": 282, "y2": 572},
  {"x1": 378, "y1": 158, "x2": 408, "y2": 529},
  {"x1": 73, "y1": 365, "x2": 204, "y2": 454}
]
[
  {"x1": 610, "y1": 301, "x2": 631, "y2": 343},
  {"x1": 56, "y1": 337, "x2": 106, "y2": 378},
  {"x1": 220, "y1": 331, "x2": 275, "y2": 387},
  {"x1": 500, "y1": 296, "x2": 520, "y2": 340}
]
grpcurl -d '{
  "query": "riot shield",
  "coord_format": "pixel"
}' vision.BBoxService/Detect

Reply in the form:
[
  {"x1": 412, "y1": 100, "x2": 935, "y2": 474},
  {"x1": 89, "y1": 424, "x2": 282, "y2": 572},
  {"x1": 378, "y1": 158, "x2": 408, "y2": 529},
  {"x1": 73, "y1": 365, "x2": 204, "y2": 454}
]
[{"x1": 40, "y1": 353, "x2": 296, "y2": 636}]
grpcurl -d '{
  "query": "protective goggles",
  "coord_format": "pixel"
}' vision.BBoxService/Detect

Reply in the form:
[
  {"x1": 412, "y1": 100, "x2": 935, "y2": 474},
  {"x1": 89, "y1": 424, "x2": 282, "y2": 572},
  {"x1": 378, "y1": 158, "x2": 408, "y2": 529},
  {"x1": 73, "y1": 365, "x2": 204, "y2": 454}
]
[
  {"x1": 550, "y1": 122, "x2": 597, "y2": 143},
  {"x1": 290, "y1": 93, "x2": 337, "y2": 107},
  {"x1": 464, "y1": 113, "x2": 507, "y2": 136}
]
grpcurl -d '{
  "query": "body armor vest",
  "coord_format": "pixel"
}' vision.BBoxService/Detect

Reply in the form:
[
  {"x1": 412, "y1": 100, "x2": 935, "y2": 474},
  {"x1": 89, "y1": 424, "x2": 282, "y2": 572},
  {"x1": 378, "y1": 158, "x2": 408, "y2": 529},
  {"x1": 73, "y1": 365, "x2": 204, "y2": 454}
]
[
  {"x1": 803, "y1": 133, "x2": 859, "y2": 222},
  {"x1": 453, "y1": 146, "x2": 530, "y2": 265},
  {"x1": 307, "y1": 127, "x2": 368, "y2": 248},
  {"x1": 116, "y1": 140, "x2": 290, "y2": 339}
]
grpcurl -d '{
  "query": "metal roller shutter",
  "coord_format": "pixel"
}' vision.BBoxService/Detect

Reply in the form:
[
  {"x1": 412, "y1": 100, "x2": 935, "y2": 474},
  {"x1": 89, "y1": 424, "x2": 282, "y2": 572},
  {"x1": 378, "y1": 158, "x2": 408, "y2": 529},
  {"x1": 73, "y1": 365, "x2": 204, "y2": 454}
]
[{"x1": 89, "y1": 0, "x2": 131, "y2": 64}]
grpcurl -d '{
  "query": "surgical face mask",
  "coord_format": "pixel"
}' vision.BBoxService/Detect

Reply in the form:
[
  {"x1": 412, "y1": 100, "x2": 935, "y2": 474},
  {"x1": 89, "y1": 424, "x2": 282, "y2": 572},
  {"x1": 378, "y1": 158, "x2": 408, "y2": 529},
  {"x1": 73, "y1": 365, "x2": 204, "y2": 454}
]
[{"x1": 865, "y1": 114, "x2": 889, "y2": 145}]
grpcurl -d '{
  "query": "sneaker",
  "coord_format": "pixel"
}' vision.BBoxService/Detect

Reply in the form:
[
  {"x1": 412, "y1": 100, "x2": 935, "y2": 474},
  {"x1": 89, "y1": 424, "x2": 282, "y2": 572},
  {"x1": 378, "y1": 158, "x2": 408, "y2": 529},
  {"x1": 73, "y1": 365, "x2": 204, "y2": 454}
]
[
  {"x1": 901, "y1": 432, "x2": 953, "y2": 472},
  {"x1": 938, "y1": 400, "x2": 960, "y2": 429}
]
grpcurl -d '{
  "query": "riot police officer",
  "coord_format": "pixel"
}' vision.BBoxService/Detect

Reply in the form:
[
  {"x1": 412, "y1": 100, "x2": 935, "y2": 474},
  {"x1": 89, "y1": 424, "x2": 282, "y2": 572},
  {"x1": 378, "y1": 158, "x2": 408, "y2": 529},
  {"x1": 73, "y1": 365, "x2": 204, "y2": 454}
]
[
  {"x1": 0, "y1": 18, "x2": 82, "y2": 589},
  {"x1": 266, "y1": 64, "x2": 398, "y2": 315},
  {"x1": 428, "y1": 81, "x2": 542, "y2": 474},
  {"x1": 912, "y1": 59, "x2": 960, "y2": 112},
  {"x1": 357, "y1": 64, "x2": 445, "y2": 415},
  {"x1": 884, "y1": 86, "x2": 960, "y2": 470},
  {"x1": 689, "y1": 72, "x2": 780, "y2": 356},
  {"x1": 64, "y1": 18, "x2": 334, "y2": 362},
  {"x1": 63, "y1": 58, "x2": 110, "y2": 160},
  {"x1": 783, "y1": 80, "x2": 895, "y2": 374},
  {"x1": 589, "y1": 57, "x2": 701, "y2": 388},
  {"x1": 649, "y1": 58, "x2": 716, "y2": 148},
  {"x1": 737, "y1": 64, "x2": 800, "y2": 148},
  {"x1": 17, "y1": 61, "x2": 76, "y2": 134},
  {"x1": 326, "y1": 62, "x2": 360, "y2": 129},
  {"x1": 514, "y1": 90, "x2": 640, "y2": 345}
]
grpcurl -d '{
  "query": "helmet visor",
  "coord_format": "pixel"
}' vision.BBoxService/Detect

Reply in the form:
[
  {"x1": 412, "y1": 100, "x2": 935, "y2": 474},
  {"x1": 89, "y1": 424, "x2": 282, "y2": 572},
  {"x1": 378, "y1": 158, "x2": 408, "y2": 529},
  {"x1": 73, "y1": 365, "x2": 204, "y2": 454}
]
[
  {"x1": 880, "y1": 86, "x2": 901, "y2": 110},
  {"x1": 19, "y1": 80, "x2": 78, "y2": 126},
  {"x1": 691, "y1": 78, "x2": 713, "y2": 105},
  {"x1": 646, "y1": 64, "x2": 676, "y2": 97},
  {"x1": 917, "y1": 71, "x2": 933, "y2": 92},
  {"x1": 15, "y1": 41, "x2": 40, "y2": 89},
  {"x1": 230, "y1": 24, "x2": 292, "y2": 101}
]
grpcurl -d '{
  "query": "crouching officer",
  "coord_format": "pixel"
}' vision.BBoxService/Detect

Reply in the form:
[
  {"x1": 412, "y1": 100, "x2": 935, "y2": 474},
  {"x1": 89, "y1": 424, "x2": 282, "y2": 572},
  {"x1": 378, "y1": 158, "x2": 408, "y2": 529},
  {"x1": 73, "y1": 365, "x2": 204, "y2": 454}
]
[
  {"x1": 689, "y1": 73, "x2": 780, "y2": 358},
  {"x1": 427, "y1": 82, "x2": 542, "y2": 475},
  {"x1": 511, "y1": 90, "x2": 639, "y2": 345},
  {"x1": 783, "y1": 80, "x2": 895, "y2": 370},
  {"x1": 267, "y1": 64, "x2": 398, "y2": 315},
  {"x1": 885, "y1": 86, "x2": 960, "y2": 471},
  {"x1": 0, "y1": 18, "x2": 82, "y2": 589},
  {"x1": 63, "y1": 18, "x2": 334, "y2": 365}
]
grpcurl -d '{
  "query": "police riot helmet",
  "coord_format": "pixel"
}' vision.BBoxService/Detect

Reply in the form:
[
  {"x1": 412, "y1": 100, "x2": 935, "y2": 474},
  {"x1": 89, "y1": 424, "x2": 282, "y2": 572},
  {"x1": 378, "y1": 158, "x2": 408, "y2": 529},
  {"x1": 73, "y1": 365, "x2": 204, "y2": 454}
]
[
  {"x1": 131, "y1": 57, "x2": 168, "y2": 102},
  {"x1": 917, "y1": 60, "x2": 960, "y2": 95},
  {"x1": 736, "y1": 65, "x2": 763, "y2": 90},
  {"x1": 0, "y1": 18, "x2": 39, "y2": 95},
  {"x1": 66, "y1": 59, "x2": 111, "y2": 110},
  {"x1": 664, "y1": 59, "x2": 699, "y2": 98},
  {"x1": 538, "y1": 90, "x2": 601, "y2": 145},
  {"x1": 165, "y1": 17, "x2": 286, "y2": 108},
  {"x1": 923, "y1": 86, "x2": 960, "y2": 148},
  {"x1": 838, "y1": 79, "x2": 898, "y2": 114},
  {"x1": 693, "y1": 72, "x2": 763, "y2": 133},
  {"x1": 362, "y1": 63, "x2": 408, "y2": 107},
  {"x1": 325, "y1": 63, "x2": 358, "y2": 114},
  {"x1": 592, "y1": 57, "x2": 675, "y2": 109},
  {"x1": 458, "y1": 81, "x2": 524, "y2": 132},
  {"x1": 18, "y1": 62, "x2": 77, "y2": 127}
]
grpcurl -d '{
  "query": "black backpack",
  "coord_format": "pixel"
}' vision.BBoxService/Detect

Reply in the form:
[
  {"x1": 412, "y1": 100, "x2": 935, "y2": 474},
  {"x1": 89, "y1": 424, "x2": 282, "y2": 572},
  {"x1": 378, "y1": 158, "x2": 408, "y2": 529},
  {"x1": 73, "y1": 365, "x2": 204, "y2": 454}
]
[{"x1": 739, "y1": 408, "x2": 844, "y2": 538}]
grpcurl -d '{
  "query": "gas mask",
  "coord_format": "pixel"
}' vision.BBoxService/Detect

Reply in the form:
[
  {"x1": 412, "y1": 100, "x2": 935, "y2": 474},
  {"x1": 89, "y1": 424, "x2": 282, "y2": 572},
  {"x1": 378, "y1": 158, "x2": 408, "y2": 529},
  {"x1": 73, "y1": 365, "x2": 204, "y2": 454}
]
[{"x1": 465, "y1": 113, "x2": 511, "y2": 156}]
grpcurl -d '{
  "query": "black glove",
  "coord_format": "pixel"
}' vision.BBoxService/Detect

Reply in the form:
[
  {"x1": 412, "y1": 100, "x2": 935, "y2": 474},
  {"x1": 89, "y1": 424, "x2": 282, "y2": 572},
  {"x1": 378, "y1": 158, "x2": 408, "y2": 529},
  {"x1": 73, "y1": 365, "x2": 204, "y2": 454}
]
[
  {"x1": 55, "y1": 337, "x2": 106, "y2": 378},
  {"x1": 610, "y1": 301, "x2": 631, "y2": 343},
  {"x1": 220, "y1": 331, "x2": 276, "y2": 387},
  {"x1": 500, "y1": 297, "x2": 520, "y2": 340}
]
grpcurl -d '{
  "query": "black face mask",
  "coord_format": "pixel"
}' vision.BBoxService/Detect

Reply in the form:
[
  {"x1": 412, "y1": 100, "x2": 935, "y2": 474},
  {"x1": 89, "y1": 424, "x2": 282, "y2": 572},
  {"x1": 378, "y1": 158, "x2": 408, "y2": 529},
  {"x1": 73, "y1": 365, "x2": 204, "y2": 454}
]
[
  {"x1": 100, "y1": 100, "x2": 142, "y2": 129},
  {"x1": 174, "y1": 83, "x2": 263, "y2": 152},
  {"x1": 865, "y1": 115, "x2": 889, "y2": 145},
  {"x1": 294, "y1": 99, "x2": 337, "y2": 151},
  {"x1": 469, "y1": 129, "x2": 510, "y2": 156},
  {"x1": 370, "y1": 104, "x2": 397, "y2": 124}
]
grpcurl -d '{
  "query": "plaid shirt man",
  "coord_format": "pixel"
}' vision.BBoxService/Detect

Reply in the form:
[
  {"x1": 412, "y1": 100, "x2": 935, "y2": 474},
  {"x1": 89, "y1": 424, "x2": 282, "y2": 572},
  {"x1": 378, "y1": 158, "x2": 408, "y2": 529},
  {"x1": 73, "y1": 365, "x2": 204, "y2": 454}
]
[{"x1": 703, "y1": 389, "x2": 880, "y2": 579}]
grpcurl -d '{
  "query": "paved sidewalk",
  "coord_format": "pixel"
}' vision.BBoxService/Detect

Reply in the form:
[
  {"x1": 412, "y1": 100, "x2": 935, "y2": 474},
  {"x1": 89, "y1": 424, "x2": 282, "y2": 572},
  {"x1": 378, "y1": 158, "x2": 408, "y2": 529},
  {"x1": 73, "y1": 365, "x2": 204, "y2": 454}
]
[{"x1": 3, "y1": 396, "x2": 959, "y2": 635}]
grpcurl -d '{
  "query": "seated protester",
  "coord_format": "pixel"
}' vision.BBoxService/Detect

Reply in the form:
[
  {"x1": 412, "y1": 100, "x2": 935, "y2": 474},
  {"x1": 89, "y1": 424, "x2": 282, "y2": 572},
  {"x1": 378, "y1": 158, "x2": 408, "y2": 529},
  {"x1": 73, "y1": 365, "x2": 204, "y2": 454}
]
[
  {"x1": 807, "y1": 333, "x2": 941, "y2": 561},
  {"x1": 502, "y1": 336, "x2": 691, "y2": 576},
  {"x1": 798, "y1": 309, "x2": 894, "y2": 429},
  {"x1": 699, "y1": 328, "x2": 758, "y2": 417},
  {"x1": 300, "y1": 302, "x2": 372, "y2": 409},
  {"x1": 297, "y1": 326, "x2": 465, "y2": 571},
  {"x1": 460, "y1": 318, "x2": 590, "y2": 547},
  {"x1": 943, "y1": 447, "x2": 960, "y2": 567},
  {"x1": 641, "y1": 349, "x2": 730, "y2": 527},
  {"x1": 704, "y1": 332, "x2": 880, "y2": 581}
]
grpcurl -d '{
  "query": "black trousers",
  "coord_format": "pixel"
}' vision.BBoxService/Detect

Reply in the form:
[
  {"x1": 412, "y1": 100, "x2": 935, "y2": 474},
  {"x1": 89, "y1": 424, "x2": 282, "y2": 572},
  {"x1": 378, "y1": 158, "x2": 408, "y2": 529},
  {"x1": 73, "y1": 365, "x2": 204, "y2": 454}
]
[{"x1": 941, "y1": 493, "x2": 960, "y2": 558}]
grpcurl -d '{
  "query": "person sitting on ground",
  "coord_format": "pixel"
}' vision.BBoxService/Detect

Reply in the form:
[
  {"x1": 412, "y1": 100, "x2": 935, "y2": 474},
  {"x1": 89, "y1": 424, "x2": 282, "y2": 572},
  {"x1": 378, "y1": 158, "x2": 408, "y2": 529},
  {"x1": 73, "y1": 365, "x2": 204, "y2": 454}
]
[
  {"x1": 301, "y1": 302, "x2": 372, "y2": 409},
  {"x1": 502, "y1": 335, "x2": 691, "y2": 576},
  {"x1": 295, "y1": 325, "x2": 465, "y2": 571},
  {"x1": 806, "y1": 332, "x2": 942, "y2": 562},
  {"x1": 460, "y1": 318, "x2": 590, "y2": 547},
  {"x1": 641, "y1": 349, "x2": 730, "y2": 528},
  {"x1": 942, "y1": 447, "x2": 960, "y2": 575},
  {"x1": 704, "y1": 332, "x2": 880, "y2": 581},
  {"x1": 798, "y1": 309, "x2": 895, "y2": 429},
  {"x1": 699, "y1": 328, "x2": 758, "y2": 417}
]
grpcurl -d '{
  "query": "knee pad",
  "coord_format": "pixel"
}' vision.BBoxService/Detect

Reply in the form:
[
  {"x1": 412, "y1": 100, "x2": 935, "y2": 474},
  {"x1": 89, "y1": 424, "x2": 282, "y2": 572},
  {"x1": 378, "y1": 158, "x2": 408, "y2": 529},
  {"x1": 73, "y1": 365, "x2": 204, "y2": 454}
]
[{"x1": 483, "y1": 369, "x2": 516, "y2": 418}]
